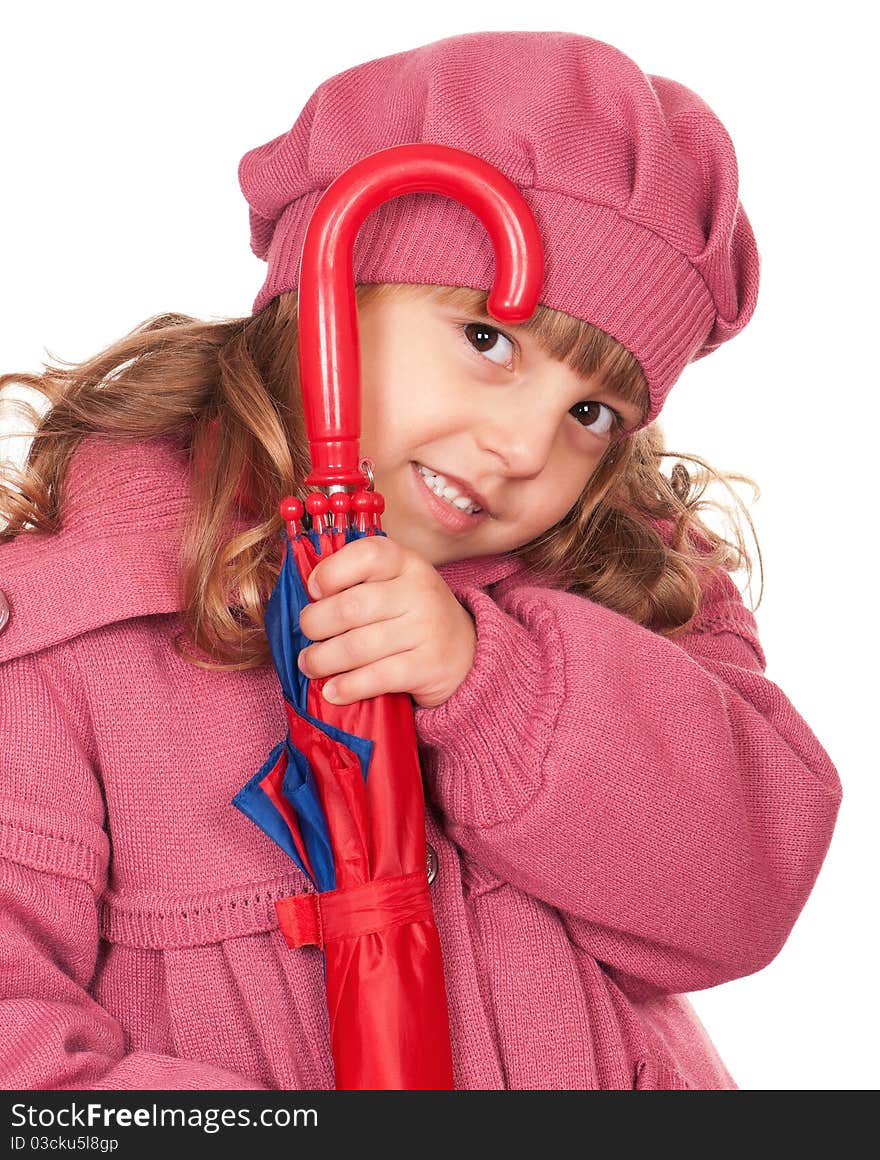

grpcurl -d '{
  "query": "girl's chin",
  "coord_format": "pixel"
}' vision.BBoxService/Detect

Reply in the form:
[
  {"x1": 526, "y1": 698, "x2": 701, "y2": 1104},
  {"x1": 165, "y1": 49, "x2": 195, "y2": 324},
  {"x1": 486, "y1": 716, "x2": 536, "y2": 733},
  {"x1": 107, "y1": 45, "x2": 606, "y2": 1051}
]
[{"x1": 375, "y1": 512, "x2": 478, "y2": 565}]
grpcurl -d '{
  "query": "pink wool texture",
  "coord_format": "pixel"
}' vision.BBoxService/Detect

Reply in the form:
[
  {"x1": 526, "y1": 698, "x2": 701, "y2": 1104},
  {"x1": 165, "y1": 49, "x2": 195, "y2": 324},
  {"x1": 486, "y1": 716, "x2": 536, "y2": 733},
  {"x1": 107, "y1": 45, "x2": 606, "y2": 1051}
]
[
  {"x1": 0, "y1": 436, "x2": 841, "y2": 1089},
  {"x1": 238, "y1": 30, "x2": 760, "y2": 427}
]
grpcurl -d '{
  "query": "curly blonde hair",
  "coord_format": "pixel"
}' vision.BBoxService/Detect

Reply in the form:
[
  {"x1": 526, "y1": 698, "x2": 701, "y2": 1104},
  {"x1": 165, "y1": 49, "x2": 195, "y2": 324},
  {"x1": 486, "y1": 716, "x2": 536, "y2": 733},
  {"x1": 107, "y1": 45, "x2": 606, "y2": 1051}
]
[{"x1": 0, "y1": 284, "x2": 762, "y2": 670}]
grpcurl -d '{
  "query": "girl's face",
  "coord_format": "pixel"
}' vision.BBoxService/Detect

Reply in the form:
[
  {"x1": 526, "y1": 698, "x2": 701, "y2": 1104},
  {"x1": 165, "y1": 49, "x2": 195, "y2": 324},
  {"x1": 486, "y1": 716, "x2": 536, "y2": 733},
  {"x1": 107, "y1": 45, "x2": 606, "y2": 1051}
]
[{"x1": 357, "y1": 285, "x2": 642, "y2": 566}]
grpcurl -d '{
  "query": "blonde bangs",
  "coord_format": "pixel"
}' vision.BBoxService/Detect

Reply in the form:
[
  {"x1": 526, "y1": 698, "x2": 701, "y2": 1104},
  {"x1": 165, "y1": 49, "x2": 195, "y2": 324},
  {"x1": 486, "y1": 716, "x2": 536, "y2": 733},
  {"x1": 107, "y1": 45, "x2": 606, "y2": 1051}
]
[{"x1": 417, "y1": 283, "x2": 649, "y2": 424}]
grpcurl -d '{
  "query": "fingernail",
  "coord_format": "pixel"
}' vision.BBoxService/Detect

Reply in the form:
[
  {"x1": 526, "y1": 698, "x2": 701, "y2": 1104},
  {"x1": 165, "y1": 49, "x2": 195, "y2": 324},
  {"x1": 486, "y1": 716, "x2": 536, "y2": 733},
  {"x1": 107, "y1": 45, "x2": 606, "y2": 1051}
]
[
  {"x1": 323, "y1": 681, "x2": 338, "y2": 702},
  {"x1": 308, "y1": 574, "x2": 322, "y2": 598},
  {"x1": 297, "y1": 649, "x2": 308, "y2": 673}
]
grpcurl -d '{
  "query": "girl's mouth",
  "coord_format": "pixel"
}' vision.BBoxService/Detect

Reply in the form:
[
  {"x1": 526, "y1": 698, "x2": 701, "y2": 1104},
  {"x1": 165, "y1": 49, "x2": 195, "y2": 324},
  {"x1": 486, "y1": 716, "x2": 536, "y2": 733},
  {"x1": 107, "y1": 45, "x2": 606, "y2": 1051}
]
[{"x1": 410, "y1": 462, "x2": 490, "y2": 534}]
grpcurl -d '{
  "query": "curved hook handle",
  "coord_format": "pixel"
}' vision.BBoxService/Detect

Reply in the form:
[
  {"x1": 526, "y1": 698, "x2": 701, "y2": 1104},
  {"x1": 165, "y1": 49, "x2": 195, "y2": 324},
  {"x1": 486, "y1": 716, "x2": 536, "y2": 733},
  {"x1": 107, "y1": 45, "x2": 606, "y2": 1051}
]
[{"x1": 297, "y1": 143, "x2": 544, "y2": 489}]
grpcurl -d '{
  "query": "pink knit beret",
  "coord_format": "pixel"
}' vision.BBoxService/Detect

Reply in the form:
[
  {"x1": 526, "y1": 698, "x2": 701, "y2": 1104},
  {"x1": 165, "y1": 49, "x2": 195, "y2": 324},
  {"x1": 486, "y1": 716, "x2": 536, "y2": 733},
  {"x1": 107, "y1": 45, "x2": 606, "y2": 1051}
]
[{"x1": 238, "y1": 30, "x2": 760, "y2": 427}]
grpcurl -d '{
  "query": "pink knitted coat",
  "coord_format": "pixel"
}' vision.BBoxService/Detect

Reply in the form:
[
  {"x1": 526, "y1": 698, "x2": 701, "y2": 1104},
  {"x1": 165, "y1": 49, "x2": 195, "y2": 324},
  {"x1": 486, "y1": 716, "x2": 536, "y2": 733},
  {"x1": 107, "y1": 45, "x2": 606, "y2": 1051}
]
[{"x1": 0, "y1": 435, "x2": 841, "y2": 1089}]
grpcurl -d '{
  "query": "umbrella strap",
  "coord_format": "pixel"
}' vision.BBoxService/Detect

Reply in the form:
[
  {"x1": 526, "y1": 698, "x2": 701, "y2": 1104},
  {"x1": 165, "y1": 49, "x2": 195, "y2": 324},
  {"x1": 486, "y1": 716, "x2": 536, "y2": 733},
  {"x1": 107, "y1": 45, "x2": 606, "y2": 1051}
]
[{"x1": 275, "y1": 871, "x2": 434, "y2": 950}]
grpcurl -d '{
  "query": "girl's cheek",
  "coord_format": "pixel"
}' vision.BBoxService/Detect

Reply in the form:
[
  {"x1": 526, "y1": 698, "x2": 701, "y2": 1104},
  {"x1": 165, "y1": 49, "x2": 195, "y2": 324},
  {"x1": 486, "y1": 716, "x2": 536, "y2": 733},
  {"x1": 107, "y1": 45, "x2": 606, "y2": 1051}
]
[{"x1": 565, "y1": 428, "x2": 607, "y2": 475}]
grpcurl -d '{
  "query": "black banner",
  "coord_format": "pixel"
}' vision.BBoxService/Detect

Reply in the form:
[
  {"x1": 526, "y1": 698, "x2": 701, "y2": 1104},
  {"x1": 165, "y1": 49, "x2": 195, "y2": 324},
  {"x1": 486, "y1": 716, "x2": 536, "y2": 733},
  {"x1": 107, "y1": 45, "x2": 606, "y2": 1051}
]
[{"x1": 0, "y1": 1088, "x2": 713, "y2": 1153}]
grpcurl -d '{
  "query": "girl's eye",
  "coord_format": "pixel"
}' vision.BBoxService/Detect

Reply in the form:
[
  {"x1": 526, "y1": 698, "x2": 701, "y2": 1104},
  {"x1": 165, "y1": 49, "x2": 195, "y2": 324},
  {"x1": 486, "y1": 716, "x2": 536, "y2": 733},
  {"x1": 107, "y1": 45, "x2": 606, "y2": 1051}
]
[
  {"x1": 462, "y1": 322, "x2": 623, "y2": 438},
  {"x1": 569, "y1": 400, "x2": 619, "y2": 437},
  {"x1": 463, "y1": 322, "x2": 516, "y2": 369}
]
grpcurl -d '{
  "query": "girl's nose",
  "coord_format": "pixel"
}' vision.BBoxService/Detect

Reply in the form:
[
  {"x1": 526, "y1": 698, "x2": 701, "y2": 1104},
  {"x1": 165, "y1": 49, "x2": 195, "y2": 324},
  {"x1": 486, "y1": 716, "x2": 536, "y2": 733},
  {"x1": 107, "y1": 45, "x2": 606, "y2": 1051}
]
[{"x1": 473, "y1": 395, "x2": 559, "y2": 479}]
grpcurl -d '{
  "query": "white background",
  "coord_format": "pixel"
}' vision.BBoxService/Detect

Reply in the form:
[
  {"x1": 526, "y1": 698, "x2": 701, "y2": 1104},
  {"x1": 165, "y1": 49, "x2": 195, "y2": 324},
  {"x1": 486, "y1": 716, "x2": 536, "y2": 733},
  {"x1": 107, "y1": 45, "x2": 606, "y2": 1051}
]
[{"x1": 1, "y1": 1, "x2": 876, "y2": 1090}]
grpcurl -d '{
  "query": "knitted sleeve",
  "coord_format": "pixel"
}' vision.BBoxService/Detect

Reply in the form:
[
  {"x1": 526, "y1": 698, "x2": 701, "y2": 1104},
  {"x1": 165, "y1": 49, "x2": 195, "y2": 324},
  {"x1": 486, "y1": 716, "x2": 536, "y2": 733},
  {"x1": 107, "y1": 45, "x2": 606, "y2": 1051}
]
[
  {"x1": 0, "y1": 649, "x2": 266, "y2": 1090},
  {"x1": 414, "y1": 569, "x2": 842, "y2": 1000}
]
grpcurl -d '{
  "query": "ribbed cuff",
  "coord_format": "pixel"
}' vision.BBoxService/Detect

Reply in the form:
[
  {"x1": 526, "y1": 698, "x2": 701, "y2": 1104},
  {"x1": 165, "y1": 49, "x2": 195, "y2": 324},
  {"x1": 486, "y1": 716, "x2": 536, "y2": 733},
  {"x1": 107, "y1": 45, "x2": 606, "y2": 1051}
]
[
  {"x1": 414, "y1": 586, "x2": 566, "y2": 830},
  {"x1": 0, "y1": 795, "x2": 108, "y2": 894}
]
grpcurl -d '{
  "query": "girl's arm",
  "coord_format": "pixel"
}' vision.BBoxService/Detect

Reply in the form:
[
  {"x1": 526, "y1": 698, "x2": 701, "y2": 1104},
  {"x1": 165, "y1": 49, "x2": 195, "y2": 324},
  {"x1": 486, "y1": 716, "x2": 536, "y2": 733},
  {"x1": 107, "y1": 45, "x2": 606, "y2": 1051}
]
[
  {"x1": 414, "y1": 568, "x2": 842, "y2": 1001},
  {"x1": 0, "y1": 650, "x2": 267, "y2": 1091}
]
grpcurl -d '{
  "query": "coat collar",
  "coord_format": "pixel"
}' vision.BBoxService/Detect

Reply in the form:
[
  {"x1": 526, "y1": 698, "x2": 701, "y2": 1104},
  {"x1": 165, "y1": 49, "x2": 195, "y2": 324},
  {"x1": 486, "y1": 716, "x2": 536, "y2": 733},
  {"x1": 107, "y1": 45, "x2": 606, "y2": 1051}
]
[
  {"x1": 0, "y1": 434, "x2": 194, "y2": 663},
  {"x1": 436, "y1": 553, "x2": 524, "y2": 593}
]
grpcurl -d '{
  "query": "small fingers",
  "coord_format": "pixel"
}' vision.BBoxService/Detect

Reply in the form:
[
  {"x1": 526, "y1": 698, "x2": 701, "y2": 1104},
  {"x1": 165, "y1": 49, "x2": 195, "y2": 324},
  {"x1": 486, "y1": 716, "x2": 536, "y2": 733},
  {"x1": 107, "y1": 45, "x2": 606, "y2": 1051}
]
[
  {"x1": 319, "y1": 652, "x2": 417, "y2": 705},
  {"x1": 308, "y1": 534, "x2": 405, "y2": 599},
  {"x1": 298, "y1": 579, "x2": 404, "y2": 642},
  {"x1": 298, "y1": 618, "x2": 413, "y2": 681}
]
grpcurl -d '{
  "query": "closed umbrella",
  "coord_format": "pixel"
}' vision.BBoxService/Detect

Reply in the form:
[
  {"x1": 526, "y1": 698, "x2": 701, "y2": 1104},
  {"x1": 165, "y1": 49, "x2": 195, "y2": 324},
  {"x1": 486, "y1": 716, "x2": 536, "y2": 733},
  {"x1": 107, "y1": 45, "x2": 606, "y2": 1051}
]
[{"x1": 234, "y1": 142, "x2": 544, "y2": 1089}]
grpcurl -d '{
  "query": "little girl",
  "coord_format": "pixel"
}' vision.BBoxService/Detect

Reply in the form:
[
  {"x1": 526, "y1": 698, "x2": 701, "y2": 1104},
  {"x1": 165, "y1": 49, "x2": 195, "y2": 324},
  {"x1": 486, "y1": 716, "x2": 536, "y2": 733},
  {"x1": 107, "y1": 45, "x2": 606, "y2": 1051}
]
[{"x1": 0, "y1": 31, "x2": 842, "y2": 1090}]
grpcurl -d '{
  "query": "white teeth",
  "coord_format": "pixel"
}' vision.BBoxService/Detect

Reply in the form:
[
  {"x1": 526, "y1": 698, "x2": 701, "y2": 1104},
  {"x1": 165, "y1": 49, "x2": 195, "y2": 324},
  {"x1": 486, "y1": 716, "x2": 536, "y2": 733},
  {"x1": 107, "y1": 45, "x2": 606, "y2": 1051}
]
[{"x1": 416, "y1": 463, "x2": 483, "y2": 515}]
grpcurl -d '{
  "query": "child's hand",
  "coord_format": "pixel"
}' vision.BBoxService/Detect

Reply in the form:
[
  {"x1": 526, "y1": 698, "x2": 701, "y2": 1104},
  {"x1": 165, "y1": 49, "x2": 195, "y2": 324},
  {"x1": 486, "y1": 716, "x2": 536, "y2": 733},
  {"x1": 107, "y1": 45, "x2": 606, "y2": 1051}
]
[{"x1": 296, "y1": 536, "x2": 477, "y2": 709}]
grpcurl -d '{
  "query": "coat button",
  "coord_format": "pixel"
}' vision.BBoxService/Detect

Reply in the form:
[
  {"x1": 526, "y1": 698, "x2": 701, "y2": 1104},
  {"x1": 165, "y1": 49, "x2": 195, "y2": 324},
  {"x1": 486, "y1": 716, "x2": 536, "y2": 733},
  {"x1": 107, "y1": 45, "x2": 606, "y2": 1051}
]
[
  {"x1": 426, "y1": 843, "x2": 438, "y2": 885},
  {"x1": 0, "y1": 590, "x2": 9, "y2": 634}
]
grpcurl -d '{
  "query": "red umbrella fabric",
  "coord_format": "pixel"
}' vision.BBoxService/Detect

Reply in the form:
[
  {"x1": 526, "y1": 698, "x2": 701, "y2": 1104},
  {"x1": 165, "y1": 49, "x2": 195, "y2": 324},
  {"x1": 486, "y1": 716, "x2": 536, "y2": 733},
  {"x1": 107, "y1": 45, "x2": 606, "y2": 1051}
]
[
  {"x1": 275, "y1": 497, "x2": 452, "y2": 1090},
  {"x1": 234, "y1": 143, "x2": 544, "y2": 1089}
]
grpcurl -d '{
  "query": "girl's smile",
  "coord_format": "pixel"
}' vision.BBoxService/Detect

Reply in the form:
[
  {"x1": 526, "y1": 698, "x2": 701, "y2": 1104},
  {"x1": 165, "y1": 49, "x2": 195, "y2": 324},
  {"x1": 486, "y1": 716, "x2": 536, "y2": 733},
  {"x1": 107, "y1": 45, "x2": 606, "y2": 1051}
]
[
  {"x1": 356, "y1": 284, "x2": 634, "y2": 565},
  {"x1": 410, "y1": 460, "x2": 492, "y2": 534}
]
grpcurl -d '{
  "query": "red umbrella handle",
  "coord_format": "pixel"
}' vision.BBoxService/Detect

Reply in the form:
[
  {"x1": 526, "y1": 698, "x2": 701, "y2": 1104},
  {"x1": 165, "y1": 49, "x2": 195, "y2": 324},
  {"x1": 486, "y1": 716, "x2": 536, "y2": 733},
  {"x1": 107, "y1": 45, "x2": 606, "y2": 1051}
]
[{"x1": 297, "y1": 143, "x2": 544, "y2": 489}]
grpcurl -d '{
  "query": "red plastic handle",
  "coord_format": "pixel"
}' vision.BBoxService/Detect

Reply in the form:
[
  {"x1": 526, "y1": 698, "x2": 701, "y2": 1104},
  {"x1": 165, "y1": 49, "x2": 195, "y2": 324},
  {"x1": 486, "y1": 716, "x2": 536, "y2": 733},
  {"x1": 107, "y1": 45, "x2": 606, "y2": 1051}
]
[{"x1": 297, "y1": 143, "x2": 544, "y2": 489}]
